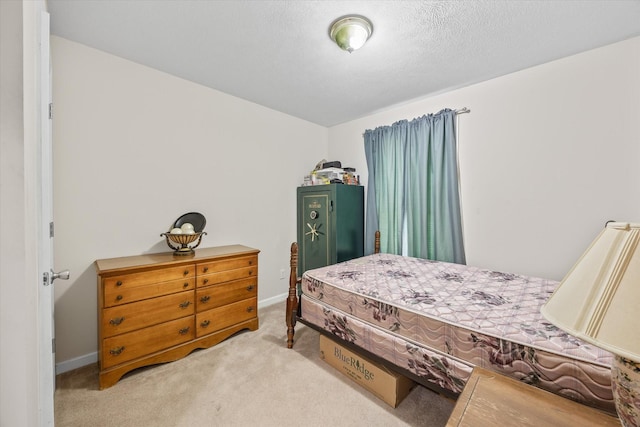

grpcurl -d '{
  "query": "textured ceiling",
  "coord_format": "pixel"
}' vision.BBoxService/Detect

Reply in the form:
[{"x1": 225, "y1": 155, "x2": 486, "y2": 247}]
[{"x1": 48, "y1": 1, "x2": 640, "y2": 127}]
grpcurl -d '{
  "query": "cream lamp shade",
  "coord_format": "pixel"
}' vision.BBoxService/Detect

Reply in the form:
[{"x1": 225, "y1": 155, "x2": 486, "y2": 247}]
[{"x1": 541, "y1": 221, "x2": 640, "y2": 362}]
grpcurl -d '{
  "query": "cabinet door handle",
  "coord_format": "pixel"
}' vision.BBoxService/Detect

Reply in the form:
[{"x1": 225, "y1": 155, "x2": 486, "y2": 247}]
[
  {"x1": 179, "y1": 301, "x2": 191, "y2": 309},
  {"x1": 179, "y1": 327, "x2": 190, "y2": 335},
  {"x1": 109, "y1": 346, "x2": 125, "y2": 356},
  {"x1": 200, "y1": 295, "x2": 210, "y2": 303},
  {"x1": 200, "y1": 320, "x2": 210, "y2": 328},
  {"x1": 109, "y1": 316, "x2": 125, "y2": 326},
  {"x1": 246, "y1": 285, "x2": 254, "y2": 292}
]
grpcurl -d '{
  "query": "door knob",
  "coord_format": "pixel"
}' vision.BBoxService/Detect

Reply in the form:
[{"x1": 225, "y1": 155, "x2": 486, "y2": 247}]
[
  {"x1": 51, "y1": 269, "x2": 70, "y2": 281},
  {"x1": 43, "y1": 269, "x2": 70, "y2": 286}
]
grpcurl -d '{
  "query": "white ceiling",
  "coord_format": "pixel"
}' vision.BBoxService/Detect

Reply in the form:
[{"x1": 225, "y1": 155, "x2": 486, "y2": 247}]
[{"x1": 48, "y1": 0, "x2": 640, "y2": 127}]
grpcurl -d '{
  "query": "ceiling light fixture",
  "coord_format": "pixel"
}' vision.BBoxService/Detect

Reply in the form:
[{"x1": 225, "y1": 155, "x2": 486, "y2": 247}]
[{"x1": 329, "y1": 15, "x2": 373, "y2": 53}]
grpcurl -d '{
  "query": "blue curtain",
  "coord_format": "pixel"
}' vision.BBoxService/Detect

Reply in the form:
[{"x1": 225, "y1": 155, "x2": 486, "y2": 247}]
[{"x1": 364, "y1": 109, "x2": 466, "y2": 264}]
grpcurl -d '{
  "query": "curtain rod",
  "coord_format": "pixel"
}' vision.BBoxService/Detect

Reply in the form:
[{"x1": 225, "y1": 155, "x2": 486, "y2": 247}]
[{"x1": 363, "y1": 107, "x2": 470, "y2": 136}]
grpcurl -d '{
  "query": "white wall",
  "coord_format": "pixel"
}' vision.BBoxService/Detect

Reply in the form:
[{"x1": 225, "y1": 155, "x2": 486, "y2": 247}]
[
  {"x1": 329, "y1": 36, "x2": 640, "y2": 281},
  {"x1": 51, "y1": 37, "x2": 327, "y2": 368},
  {"x1": 0, "y1": 1, "x2": 46, "y2": 425},
  {"x1": 52, "y1": 34, "x2": 640, "y2": 372}
]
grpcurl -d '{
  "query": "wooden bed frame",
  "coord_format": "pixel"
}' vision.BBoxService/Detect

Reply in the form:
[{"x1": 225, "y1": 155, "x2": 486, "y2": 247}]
[
  {"x1": 284, "y1": 231, "x2": 456, "y2": 397},
  {"x1": 286, "y1": 230, "x2": 379, "y2": 348}
]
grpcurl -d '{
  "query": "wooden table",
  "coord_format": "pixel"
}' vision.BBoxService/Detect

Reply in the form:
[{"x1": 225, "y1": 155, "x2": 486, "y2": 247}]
[{"x1": 446, "y1": 367, "x2": 619, "y2": 427}]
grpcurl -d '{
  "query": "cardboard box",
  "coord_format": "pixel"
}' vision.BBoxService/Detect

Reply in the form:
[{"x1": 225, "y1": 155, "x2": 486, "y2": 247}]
[{"x1": 319, "y1": 334, "x2": 416, "y2": 407}]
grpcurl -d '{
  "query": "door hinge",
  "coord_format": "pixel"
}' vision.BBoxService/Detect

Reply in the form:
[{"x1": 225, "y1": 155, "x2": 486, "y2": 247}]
[
  {"x1": 48, "y1": 103, "x2": 53, "y2": 120},
  {"x1": 49, "y1": 221, "x2": 54, "y2": 238}
]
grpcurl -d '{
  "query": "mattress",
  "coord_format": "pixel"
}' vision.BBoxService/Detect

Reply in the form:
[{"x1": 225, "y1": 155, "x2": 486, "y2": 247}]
[{"x1": 300, "y1": 253, "x2": 614, "y2": 412}]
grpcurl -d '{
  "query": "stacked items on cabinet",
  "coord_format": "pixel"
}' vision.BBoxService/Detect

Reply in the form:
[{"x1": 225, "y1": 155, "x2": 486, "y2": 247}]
[{"x1": 302, "y1": 160, "x2": 359, "y2": 186}]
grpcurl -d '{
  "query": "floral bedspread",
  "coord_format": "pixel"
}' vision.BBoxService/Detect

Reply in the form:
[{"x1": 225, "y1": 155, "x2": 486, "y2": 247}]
[{"x1": 301, "y1": 253, "x2": 614, "y2": 412}]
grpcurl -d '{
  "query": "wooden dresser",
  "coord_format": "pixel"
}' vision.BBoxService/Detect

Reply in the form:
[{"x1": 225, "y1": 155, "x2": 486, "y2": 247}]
[{"x1": 95, "y1": 245, "x2": 259, "y2": 389}]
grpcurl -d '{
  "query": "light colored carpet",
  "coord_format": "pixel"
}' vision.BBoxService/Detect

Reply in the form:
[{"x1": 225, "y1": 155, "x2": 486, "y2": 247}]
[{"x1": 55, "y1": 301, "x2": 455, "y2": 426}]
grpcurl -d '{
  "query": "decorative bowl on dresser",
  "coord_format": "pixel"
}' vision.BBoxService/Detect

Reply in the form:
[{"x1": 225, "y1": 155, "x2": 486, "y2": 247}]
[{"x1": 95, "y1": 245, "x2": 259, "y2": 389}]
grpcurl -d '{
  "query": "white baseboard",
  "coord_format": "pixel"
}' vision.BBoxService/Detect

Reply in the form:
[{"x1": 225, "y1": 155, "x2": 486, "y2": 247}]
[
  {"x1": 56, "y1": 352, "x2": 97, "y2": 375},
  {"x1": 258, "y1": 292, "x2": 288, "y2": 308},
  {"x1": 55, "y1": 293, "x2": 290, "y2": 375}
]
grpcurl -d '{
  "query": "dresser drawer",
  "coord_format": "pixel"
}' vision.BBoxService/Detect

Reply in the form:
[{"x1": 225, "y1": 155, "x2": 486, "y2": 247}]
[
  {"x1": 196, "y1": 297, "x2": 257, "y2": 337},
  {"x1": 102, "y1": 291, "x2": 195, "y2": 338},
  {"x1": 102, "y1": 264, "x2": 196, "y2": 306},
  {"x1": 197, "y1": 255, "x2": 257, "y2": 275},
  {"x1": 101, "y1": 316, "x2": 195, "y2": 369},
  {"x1": 197, "y1": 266, "x2": 257, "y2": 287},
  {"x1": 104, "y1": 277, "x2": 195, "y2": 307},
  {"x1": 104, "y1": 265, "x2": 195, "y2": 288},
  {"x1": 196, "y1": 277, "x2": 257, "y2": 311}
]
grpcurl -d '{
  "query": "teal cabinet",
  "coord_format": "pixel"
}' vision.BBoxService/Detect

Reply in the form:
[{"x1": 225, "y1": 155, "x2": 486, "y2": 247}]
[{"x1": 296, "y1": 185, "x2": 364, "y2": 276}]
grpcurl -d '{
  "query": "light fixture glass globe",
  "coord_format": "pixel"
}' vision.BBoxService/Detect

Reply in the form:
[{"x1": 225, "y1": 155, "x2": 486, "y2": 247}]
[{"x1": 330, "y1": 16, "x2": 373, "y2": 53}]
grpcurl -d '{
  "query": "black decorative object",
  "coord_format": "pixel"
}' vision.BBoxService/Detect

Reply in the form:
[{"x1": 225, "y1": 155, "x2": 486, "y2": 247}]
[{"x1": 161, "y1": 212, "x2": 207, "y2": 256}]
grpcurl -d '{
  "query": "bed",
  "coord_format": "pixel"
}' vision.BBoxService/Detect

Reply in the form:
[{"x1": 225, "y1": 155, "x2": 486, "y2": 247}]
[{"x1": 285, "y1": 238, "x2": 615, "y2": 414}]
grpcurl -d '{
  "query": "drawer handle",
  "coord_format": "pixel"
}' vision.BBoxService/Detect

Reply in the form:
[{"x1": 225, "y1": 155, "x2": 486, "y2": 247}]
[
  {"x1": 179, "y1": 327, "x2": 190, "y2": 335},
  {"x1": 200, "y1": 320, "x2": 210, "y2": 328},
  {"x1": 109, "y1": 316, "x2": 125, "y2": 326},
  {"x1": 116, "y1": 295, "x2": 123, "y2": 301},
  {"x1": 183, "y1": 270, "x2": 189, "y2": 276},
  {"x1": 109, "y1": 346, "x2": 125, "y2": 356},
  {"x1": 249, "y1": 260, "x2": 253, "y2": 265},
  {"x1": 246, "y1": 306, "x2": 254, "y2": 313},
  {"x1": 248, "y1": 270, "x2": 253, "y2": 276},
  {"x1": 203, "y1": 267, "x2": 209, "y2": 273},
  {"x1": 179, "y1": 301, "x2": 191, "y2": 309},
  {"x1": 183, "y1": 282, "x2": 189, "y2": 288},
  {"x1": 200, "y1": 295, "x2": 210, "y2": 303},
  {"x1": 116, "y1": 280, "x2": 123, "y2": 287},
  {"x1": 246, "y1": 285, "x2": 254, "y2": 292},
  {"x1": 203, "y1": 278, "x2": 209, "y2": 285}
]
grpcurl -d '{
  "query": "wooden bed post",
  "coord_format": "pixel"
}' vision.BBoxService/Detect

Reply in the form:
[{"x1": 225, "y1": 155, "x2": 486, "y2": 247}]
[
  {"x1": 286, "y1": 231, "x2": 379, "y2": 348},
  {"x1": 286, "y1": 242, "x2": 300, "y2": 348}
]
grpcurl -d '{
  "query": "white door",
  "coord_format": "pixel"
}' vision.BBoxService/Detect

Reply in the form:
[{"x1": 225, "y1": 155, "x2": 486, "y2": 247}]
[{"x1": 38, "y1": 10, "x2": 68, "y2": 426}]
